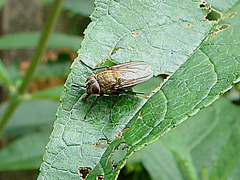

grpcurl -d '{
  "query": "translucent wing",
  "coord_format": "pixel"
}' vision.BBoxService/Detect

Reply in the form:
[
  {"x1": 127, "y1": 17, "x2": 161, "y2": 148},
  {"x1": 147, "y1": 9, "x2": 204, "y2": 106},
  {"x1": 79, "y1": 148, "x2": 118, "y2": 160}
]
[{"x1": 108, "y1": 61, "x2": 153, "y2": 89}]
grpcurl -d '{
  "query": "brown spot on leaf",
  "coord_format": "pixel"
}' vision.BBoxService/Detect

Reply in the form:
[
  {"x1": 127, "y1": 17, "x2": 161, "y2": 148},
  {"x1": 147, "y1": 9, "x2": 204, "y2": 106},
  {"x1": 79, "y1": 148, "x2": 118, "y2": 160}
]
[
  {"x1": 186, "y1": 23, "x2": 195, "y2": 27},
  {"x1": 137, "y1": 112, "x2": 143, "y2": 120},
  {"x1": 131, "y1": 31, "x2": 139, "y2": 37}
]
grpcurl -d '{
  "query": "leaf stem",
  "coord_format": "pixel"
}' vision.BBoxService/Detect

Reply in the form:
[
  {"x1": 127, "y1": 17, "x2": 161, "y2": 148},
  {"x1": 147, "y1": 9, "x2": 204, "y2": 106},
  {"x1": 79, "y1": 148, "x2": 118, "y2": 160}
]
[{"x1": 0, "y1": 0, "x2": 63, "y2": 135}]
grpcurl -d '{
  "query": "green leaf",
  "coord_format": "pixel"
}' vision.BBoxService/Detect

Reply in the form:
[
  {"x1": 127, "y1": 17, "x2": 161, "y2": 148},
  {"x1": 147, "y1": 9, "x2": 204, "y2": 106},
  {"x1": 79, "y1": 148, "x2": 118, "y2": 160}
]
[
  {"x1": 0, "y1": 32, "x2": 82, "y2": 51},
  {"x1": 0, "y1": 59, "x2": 13, "y2": 89},
  {"x1": 0, "y1": 130, "x2": 50, "y2": 171},
  {"x1": 0, "y1": 62, "x2": 21, "y2": 87},
  {"x1": 1, "y1": 100, "x2": 58, "y2": 137},
  {"x1": 40, "y1": 0, "x2": 95, "y2": 17},
  {"x1": 35, "y1": 61, "x2": 71, "y2": 78},
  {"x1": 0, "y1": 59, "x2": 70, "y2": 87},
  {"x1": 140, "y1": 141, "x2": 188, "y2": 180},
  {"x1": 63, "y1": 0, "x2": 95, "y2": 17},
  {"x1": 0, "y1": 0, "x2": 6, "y2": 10},
  {"x1": 30, "y1": 85, "x2": 64, "y2": 100},
  {"x1": 139, "y1": 98, "x2": 240, "y2": 180},
  {"x1": 38, "y1": 0, "x2": 240, "y2": 179}
]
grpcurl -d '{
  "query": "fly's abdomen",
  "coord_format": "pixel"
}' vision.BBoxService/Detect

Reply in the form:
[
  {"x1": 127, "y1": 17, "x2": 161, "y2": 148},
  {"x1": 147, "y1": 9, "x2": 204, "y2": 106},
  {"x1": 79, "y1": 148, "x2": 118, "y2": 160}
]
[{"x1": 95, "y1": 70, "x2": 121, "y2": 93}]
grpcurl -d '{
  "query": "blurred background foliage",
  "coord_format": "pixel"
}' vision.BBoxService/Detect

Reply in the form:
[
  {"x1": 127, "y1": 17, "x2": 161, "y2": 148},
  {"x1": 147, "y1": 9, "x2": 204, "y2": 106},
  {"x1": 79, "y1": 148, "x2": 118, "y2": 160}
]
[
  {"x1": 0, "y1": 0, "x2": 240, "y2": 180},
  {"x1": 0, "y1": 0, "x2": 92, "y2": 179}
]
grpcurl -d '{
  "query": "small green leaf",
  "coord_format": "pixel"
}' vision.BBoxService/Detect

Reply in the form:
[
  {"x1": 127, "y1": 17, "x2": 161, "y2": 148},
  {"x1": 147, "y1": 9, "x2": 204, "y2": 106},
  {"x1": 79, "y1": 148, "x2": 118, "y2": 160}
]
[
  {"x1": 36, "y1": 61, "x2": 71, "y2": 78},
  {"x1": 0, "y1": 0, "x2": 6, "y2": 10},
  {"x1": 0, "y1": 32, "x2": 82, "y2": 51},
  {"x1": 140, "y1": 141, "x2": 188, "y2": 180},
  {"x1": 0, "y1": 130, "x2": 50, "y2": 170},
  {"x1": 30, "y1": 85, "x2": 64, "y2": 100},
  {"x1": 63, "y1": 0, "x2": 94, "y2": 17},
  {"x1": 40, "y1": 0, "x2": 95, "y2": 17},
  {"x1": 0, "y1": 62, "x2": 21, "y2": 87},
  {"x1": 0, "y1": 59, "x2": 13, "y2": 89},
  {"x1": 1, "y1": 100, "x2": 58, "y2": 137}
]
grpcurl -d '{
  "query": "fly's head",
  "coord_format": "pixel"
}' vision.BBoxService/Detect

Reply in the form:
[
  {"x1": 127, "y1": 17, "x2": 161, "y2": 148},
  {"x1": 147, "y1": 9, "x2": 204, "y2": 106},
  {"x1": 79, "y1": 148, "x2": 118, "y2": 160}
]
[{"x1": 85, "y1": 76, "x2": 101, "y2": 95}]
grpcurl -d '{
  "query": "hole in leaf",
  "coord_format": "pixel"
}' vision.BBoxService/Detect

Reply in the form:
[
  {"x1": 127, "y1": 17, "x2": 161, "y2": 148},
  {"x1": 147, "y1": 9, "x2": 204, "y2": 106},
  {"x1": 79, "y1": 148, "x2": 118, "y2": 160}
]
[
  {"x1": 225, "y1": 11, "x2": 237, "y2": 19},
  {"x1": 118, "y1": 162, "x2": 152, "y2": 179},
  {"x1": 199, "y1": 0, "x2": 208, "y2": 8},
  {"x1": 109, "y1": 48, "x2": 120, "y2": 56},
  {"x1": 102, "y1": 59, "x2": 117, "y2": 66},
  {"x1": 206, "y1": 23, "x2": 230, "y2": 40},
  {"x1": 159, "y1": 73, "x2": 169, "y2": 79},
  {"x1": 109, "y1": 142, "x2": 129, "y2": 170},
  {"x1": 94, "y1": 138, "x2": 110, "y2": 149},
  {"x1": 133, "y1": 75, "x2": 166, "y2": 97},
  {"x1": 199, "y1": 4, "x2": 206, "y2": 8},
  {"x1": 217, "y1": 24, "x2": 230, "y2": 31},
  {"x1": 78, "y1": 167, "x2": 92, "y2": 179},
  {"x1": 96, "y1": 175, "x2": 104, "y2": 180},
  {"x1": 206, "y1": 10, "x2": 221, "y2": 21}
]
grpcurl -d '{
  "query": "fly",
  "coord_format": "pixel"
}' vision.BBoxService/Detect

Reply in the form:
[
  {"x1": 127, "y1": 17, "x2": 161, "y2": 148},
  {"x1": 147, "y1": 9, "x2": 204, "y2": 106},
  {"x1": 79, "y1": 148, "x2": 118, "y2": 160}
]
[{"x1": 73, "y1": 60, "x2": 154, "y2": 123}]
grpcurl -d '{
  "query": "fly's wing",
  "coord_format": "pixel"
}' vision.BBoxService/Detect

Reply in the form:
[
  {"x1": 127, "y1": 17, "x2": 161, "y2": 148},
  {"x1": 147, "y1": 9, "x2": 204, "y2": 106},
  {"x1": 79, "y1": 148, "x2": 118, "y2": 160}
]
[{"x1": 108, "y1": 61, "x2": 154, "y2": 89}]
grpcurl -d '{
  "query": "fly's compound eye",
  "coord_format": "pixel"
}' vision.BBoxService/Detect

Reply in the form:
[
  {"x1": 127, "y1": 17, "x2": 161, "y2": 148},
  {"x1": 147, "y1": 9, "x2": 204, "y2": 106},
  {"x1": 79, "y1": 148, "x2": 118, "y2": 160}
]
[{"x1": 92, "y1": 84, "x2": 100, "y2": 94}]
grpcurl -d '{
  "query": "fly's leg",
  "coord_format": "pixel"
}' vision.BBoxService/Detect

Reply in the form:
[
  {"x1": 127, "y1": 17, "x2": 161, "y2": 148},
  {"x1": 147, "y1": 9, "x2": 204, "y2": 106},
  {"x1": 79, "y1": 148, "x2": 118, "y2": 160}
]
[
  {"x1": 109, "y1": 94, "x2": 120, "y2": 124},
  {"x1": 80, "y1": 60, "x2": 108, "y2": 71},
  {"x1": 92, "y1": 66, "x2": 109, "y2": 70},
  {"x1": 71, "y1": 84, "x2": 85, "y2": 89},
  {"x1": 84, "y1": 94, "x2": 103, "y2": 120},
  {"x1": 131, "y1": 91, "x2": 145, "y2": 95},
  {"x1": 117, "y1": 89, "x2": 145, "y2": 95}
]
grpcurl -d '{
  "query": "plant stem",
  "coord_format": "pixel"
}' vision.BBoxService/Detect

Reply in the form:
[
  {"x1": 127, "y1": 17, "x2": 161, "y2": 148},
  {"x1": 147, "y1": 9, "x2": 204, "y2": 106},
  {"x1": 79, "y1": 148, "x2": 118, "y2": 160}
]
[
  {"x1": 0, "y1": 0, "x2": 63, "y2": 135},
  {"x1": 18, "y1": 0, "x2": 63, "y2": 93}
]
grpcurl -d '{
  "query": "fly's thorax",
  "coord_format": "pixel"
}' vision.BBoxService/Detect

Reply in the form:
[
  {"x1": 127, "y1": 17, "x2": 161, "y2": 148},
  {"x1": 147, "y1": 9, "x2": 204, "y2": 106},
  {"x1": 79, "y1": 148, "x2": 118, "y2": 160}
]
[
  {"x1": 85, "y1": 76, "x2": 101, "y2": 94},
  {"x1": 95, "y1": 70, "x2": 122, "y2": 93}
]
